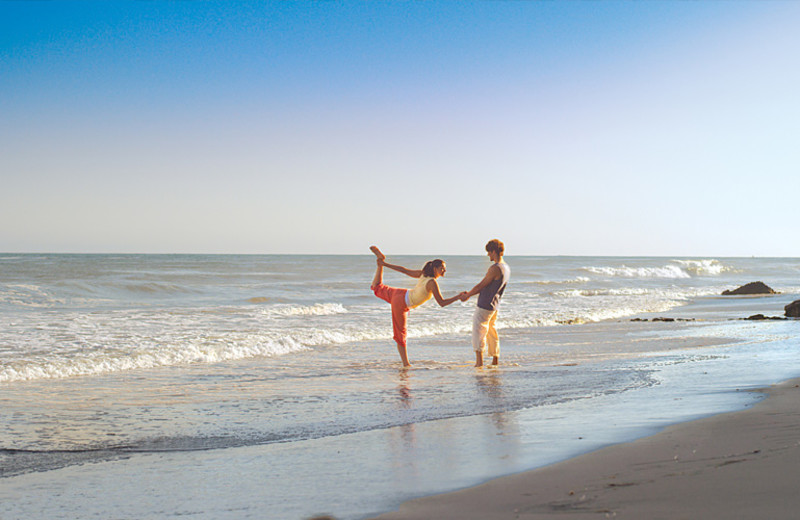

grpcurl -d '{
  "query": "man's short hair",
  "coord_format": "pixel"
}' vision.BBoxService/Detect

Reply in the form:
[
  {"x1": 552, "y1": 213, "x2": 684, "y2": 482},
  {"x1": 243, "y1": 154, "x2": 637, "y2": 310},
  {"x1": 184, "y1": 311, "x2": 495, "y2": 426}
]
[{"x1": 485, "y1": 239, "x2": 504, "y2": 256}]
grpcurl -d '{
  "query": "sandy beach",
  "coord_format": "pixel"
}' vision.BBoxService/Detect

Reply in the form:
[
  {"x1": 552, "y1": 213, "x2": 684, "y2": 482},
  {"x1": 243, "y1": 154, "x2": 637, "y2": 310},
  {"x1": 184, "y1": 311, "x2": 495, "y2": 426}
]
[{"x1": 374, "y1": 377, "x2": 800, "y2": 520}]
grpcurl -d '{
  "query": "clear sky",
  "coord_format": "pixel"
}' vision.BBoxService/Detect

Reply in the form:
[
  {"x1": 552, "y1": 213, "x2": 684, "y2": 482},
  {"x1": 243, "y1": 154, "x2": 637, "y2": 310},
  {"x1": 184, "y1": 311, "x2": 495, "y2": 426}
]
[{"x1": 2, "y1": 1, "x2": 798, "y2": 256}]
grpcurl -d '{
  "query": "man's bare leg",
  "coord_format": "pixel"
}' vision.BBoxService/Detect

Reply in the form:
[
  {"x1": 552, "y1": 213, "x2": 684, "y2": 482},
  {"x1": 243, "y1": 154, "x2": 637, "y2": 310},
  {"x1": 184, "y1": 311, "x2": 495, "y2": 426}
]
[
  {"x1": 474, "y1": 350, "x2": 483, "y2": 367},
  {"x1": 491, "y1": 356, "x2": 499, "y2": 365}
]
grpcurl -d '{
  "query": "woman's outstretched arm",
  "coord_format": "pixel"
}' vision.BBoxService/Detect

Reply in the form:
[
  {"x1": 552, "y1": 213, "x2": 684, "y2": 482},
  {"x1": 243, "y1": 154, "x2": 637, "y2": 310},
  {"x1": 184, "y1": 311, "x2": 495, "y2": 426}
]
[
  {"x1": 427, "y1": 279, "x2": 466, "y2": 307},
  {"x1": 381, "y1": 260, "x2": 423, "y2": 279},
  {"x1": 371, "y1": 247, "x2": 423, "y2": 278}
]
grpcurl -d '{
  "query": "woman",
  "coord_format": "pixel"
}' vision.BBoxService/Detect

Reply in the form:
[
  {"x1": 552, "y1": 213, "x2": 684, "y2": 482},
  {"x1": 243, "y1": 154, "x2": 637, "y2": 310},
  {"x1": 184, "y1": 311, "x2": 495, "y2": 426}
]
[{"x1": 370, "y1": 246, "x2": 464, "y2": 367}]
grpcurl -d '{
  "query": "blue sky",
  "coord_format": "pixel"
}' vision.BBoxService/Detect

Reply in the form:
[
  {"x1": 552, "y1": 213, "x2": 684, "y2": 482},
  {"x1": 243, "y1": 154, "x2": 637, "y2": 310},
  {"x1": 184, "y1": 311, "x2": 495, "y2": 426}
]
[{"x1": 2, "y1": 1, "x2": 798, "y2": 256}]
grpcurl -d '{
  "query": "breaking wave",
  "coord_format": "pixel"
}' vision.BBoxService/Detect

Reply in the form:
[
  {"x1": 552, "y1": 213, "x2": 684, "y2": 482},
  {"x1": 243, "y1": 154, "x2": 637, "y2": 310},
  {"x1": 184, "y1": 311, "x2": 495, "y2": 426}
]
[
  {"x1": 672, "y1": 259, "x2": 732, "y2": 276},
  {"x1": 263, "y1": 303, "x2": 348, "y2": 317},
  {"x1": 582, "y1": 259, "x2": 731, "y2": 280},
  {"x1": 582, "y1": 265, "x2": 691, "y2": 279}
]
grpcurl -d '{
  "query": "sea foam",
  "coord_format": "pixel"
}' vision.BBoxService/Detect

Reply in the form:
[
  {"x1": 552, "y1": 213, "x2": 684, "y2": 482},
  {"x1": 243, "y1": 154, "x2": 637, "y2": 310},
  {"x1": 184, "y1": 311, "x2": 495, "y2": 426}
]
[
  {"x1": 582, "y1": 265, "x2": 691, "y2": 279},
  {"x1": 672, "y1": 259, "x2": 732, "y2": 276},
  {"x1": 263, "y1": 303, "x2": 348, "y2": 317}
]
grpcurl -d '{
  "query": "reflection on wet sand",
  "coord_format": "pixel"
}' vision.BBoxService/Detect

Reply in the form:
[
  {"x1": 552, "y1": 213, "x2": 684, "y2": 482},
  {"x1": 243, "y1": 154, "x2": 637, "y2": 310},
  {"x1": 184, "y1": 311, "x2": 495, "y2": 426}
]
[{"x1": 475, "y1": 368, "x2": 512, "y2": 433}]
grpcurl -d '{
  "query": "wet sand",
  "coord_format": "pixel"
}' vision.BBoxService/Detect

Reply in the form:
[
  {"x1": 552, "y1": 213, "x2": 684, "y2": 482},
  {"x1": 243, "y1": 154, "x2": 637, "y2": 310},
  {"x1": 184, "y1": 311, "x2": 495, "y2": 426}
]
[{"x1": 373, "y1": 377, "x2": 800, "y2": 519}]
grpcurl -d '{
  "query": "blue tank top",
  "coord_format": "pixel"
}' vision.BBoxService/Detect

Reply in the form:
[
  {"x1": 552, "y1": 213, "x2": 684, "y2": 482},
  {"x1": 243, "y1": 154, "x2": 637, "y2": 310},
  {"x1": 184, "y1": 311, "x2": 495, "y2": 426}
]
[{"x1": 477, "y1": 262, "x2": 510, "y2": 311}]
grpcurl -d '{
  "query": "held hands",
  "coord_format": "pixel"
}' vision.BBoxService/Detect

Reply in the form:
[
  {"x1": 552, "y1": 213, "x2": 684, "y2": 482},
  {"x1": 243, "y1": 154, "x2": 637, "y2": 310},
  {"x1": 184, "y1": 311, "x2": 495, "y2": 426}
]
[{"x1": 458, "y1": 291, "x2": 470, "y2": 302}]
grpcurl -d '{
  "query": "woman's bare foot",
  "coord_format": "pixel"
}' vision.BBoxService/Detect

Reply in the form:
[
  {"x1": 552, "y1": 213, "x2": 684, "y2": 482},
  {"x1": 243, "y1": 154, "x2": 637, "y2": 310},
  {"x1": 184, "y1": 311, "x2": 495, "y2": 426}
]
[{"x1": 370, "y1": 246, "x2": 385, "y2": 261}]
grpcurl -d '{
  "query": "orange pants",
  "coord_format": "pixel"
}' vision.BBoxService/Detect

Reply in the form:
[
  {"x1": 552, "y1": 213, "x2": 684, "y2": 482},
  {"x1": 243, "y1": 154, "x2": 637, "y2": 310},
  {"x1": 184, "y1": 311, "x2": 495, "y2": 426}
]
[{"x1": 372, "y1": 284, "x2": 409, "y2": 347}]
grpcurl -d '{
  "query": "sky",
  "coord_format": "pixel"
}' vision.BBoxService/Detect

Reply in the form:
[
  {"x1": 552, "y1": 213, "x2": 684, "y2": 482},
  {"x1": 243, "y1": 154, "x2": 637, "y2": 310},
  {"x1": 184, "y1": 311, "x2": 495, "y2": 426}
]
[{"x1": 1, "y1": 1, "x2": 799, "y2": 256}]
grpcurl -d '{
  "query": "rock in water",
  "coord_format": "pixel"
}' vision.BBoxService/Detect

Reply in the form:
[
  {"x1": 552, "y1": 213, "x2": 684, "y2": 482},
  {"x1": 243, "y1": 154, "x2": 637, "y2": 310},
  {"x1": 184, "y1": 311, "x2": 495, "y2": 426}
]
[
  {"x1": 786, "y1": 300, "x2": 800, "y2": 318},
  {"x1": 722, "y1": 281, "x2": 777, "y2": 295}
]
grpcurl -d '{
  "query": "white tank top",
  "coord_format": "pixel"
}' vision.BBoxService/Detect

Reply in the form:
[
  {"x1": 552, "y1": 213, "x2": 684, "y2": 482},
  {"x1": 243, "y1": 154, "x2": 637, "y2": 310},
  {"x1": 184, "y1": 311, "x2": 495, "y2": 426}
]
[{"x1": 406, "y1": 276, "x2": 434, "y2": 309}]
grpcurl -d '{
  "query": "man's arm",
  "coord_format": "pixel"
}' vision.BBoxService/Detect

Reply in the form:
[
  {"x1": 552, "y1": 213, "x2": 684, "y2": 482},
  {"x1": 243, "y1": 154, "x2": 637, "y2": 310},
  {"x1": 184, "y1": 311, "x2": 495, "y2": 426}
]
[{"x1": 462, "y1": 264, "x2": 501, "y2": 301}]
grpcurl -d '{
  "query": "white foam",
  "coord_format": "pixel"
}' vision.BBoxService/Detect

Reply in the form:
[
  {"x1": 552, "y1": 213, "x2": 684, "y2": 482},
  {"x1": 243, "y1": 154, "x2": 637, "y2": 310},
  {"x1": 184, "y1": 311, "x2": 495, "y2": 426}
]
[
  {"x1": 263, "y1": 303, "x2": 348, "y2": 317},
  {"x1": 0, "y1": 289, "x2": 698, "y2": 383},
  {"x1": 0, "y1": 335, "x2": 313, "y2": 383},
  {"x1": 551, "y1": 288, "x2": 652, "y2": 298},
  {"x1": 583, "y1": 265, "x2": 691, "y2": 279},
  {"x1": 496, "y1": 299, "x2": 682, "y2": 329},
  {"x1": 550, "y1": 286, "x2": 722, "y2": 299},
  {"x1": 0, "y1": 284, "x2": 65, "y2": 308},
  {"x1": 0, "y1": 281, "x2": 730, "y2": 384},
  {"x1": 521, "y1": 277, "x2": 591, "y2": 285},
  {"x1": 672, "y1": 259, "x2": 731, "y2": 276}
]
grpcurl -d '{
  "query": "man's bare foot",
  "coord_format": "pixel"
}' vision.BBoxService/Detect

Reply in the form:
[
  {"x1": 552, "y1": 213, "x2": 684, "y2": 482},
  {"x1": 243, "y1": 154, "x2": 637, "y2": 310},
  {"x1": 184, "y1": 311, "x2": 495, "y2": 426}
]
[
  {"x1": 491, "y1": 356, "x2": 499, "y2": 365},
  {"x1": 370, "y1": 246, "x2": 385, "y2": 260}
]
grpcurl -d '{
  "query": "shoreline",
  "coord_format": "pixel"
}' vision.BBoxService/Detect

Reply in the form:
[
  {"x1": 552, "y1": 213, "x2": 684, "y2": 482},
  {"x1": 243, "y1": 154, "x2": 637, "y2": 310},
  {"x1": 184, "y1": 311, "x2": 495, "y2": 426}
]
[{"x1": 372, "y1": 377, "x2": 800, "y2": 519}]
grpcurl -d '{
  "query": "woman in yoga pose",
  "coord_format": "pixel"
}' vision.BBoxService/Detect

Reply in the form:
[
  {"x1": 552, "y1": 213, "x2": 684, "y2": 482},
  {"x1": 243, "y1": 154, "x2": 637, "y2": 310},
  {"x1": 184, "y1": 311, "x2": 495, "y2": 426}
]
[{"x1": 369, "y1": 246, "x2": 465, "y2": 367}]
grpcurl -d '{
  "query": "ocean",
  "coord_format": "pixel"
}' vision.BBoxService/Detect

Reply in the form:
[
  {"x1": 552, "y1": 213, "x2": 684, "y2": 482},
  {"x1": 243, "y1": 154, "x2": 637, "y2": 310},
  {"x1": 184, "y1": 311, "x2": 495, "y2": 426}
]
[{"x1": 1, "y1": 254, "x2": 798, "y2": 519}]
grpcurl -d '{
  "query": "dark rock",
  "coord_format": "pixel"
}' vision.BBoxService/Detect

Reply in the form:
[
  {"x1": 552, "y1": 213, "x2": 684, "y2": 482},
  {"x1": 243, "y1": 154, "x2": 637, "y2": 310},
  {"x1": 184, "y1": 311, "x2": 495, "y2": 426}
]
[
  {"x1": 744, "y1": 314, "x2": 786, "y2": 321},
  {"x1": 722, "y1": 281, "x2": 777, "y2": 296},
  {"x1": 652, "y1": 317, "x2": 675, "y2": 322},
  {"x1": 786, "y1": 300, "x2": 800, "y2": 318}
]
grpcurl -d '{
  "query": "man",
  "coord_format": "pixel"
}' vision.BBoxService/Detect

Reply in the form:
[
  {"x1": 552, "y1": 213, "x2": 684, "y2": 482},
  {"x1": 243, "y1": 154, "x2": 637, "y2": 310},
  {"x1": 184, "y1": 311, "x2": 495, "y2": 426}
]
[{"x1": 461, "y1": 239, "x2": 511, "y2": 367}]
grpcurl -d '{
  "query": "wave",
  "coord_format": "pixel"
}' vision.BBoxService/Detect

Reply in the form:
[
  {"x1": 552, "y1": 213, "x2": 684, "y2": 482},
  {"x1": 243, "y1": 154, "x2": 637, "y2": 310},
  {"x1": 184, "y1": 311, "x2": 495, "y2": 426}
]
[
  {"x1": 550, "y1": 287, "x2": 722, "y2": 299},
  {"x1": 0, "y1": 336, "x2": 313, "y2": 383},
  {"x1": 0, "y1": 285, "x2": 105, "y2": 308},
  {"x1": 672, "y1": 259, "x2": 732, "y2": 276},
  {"x1": 123, "y1": 282, "x2": 193, "y2": 294},
  {"x1": 582, "y1": 259, "x2": 733, "y2": 280},
  {"x1": 582, "y1": 264, "x2": 691, "y2": 279},
  {"x1": 261, "y1": 303, "x2": 348, "y2": 317},
  {"x1": 497, "y1": 300, "x2": 683, "y2": 328},
  {"x1": 0, "y1": 300, "x2": 661, "y2": 383},
  {"x1": 0, "y1": 291, "x2": 695, "y2": 383},
  {"x1": 0, "y1": 281, "x2": 192, "y2": 309},
  {"x1": 520, "y1": 277, "x2": 591, "y2": 285},
  {"x1": 552, "y1": 288, "x2": 652, "y2": 298}
]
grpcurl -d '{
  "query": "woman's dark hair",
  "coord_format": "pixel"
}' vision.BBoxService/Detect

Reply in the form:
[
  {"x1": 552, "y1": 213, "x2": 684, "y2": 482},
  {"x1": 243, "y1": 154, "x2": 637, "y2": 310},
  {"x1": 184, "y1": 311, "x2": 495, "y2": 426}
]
[
  {"x1": 486, "y1": 239, "x2": 504, "y2": 256},
  {"x1": 422, "y1": 259, "x2": 445, "y2": 277}
]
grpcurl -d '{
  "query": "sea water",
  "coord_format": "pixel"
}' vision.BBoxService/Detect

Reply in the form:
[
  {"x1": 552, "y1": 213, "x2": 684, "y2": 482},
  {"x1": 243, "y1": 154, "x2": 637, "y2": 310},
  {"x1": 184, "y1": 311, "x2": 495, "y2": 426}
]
[{"x1": 1, "y1": 254, "x2": 799, "y2": 519}]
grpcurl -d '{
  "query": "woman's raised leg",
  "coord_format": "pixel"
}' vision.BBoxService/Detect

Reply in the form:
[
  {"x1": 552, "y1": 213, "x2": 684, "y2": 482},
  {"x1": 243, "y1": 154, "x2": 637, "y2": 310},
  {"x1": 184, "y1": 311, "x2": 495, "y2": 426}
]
[
  {"x1": 371, "y1": 258, "x2": 384, "y2": 290},
  {"x1": 370, "y1": 246, "x2": 386, "y2": 290},
  {"x1": 369, "y1": 245, "x2": 385, "y2": 260}
]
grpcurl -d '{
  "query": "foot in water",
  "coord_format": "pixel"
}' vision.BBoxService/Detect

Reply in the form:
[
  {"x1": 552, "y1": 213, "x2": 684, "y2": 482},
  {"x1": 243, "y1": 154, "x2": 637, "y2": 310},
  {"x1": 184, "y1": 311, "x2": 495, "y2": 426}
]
[{"x1": 370, "y1": 246, "x2": 385, "y2": 261}]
